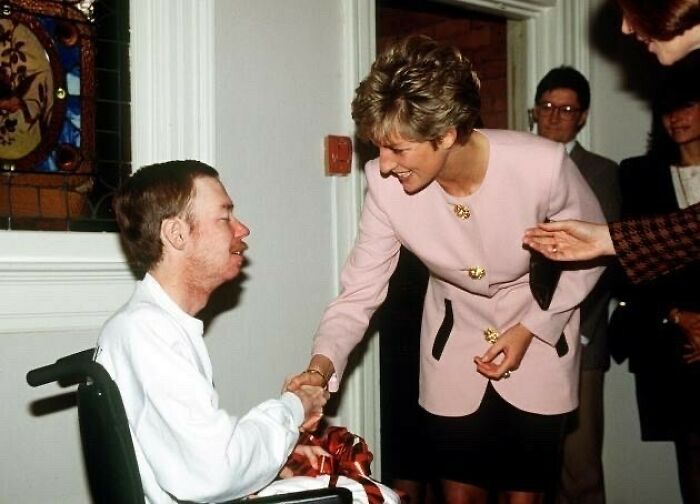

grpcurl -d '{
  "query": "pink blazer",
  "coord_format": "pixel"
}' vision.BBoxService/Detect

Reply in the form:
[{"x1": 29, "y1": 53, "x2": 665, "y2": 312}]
[{"x1": 313, "y1": 130, "x2": 605, "y2": 416}]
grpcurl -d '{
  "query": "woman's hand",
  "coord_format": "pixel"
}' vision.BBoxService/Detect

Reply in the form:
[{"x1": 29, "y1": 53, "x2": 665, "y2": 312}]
[
  {"x1": 278, "y1": 444, "x2": 330, "y2": 479},
  {"x1": 522, "y1": 220, "x2": 615, "y2": 261},
  {"x1": 474, "y1": 323, "x2": 533, "y2": 380},
  {"x1": 671, "y1": 309, "x2": 700, "y2": 364}
]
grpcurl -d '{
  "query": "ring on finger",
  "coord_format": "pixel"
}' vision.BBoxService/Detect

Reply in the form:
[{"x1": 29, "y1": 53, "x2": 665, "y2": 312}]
[{"x1": 503, "y1": 370, "x2": 511, "y2": 379}]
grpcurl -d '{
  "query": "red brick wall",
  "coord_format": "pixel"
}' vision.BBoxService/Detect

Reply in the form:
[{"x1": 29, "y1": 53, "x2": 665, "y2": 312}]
[{"x1": 378, "y1": 7, "x2": 508, "y2": 129}]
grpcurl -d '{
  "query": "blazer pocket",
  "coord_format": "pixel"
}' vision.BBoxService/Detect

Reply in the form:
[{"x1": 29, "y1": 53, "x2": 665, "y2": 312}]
[
  {"x1": 555, "y1": 333, "x2": 568, "y2": 357},
  {"x1": 432, "y1": 299, "x2": 453, "y2": 361}
]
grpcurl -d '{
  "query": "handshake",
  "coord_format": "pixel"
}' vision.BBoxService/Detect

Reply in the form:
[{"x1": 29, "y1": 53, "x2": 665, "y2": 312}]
[{"x1": 285, "y1": 363, "x2": 334, "y2": 433}]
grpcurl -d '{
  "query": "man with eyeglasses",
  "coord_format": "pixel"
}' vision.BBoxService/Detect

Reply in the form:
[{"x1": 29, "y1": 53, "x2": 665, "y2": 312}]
[{"x1": 532, "y1": 66, "x2": 620, "y2": 504}]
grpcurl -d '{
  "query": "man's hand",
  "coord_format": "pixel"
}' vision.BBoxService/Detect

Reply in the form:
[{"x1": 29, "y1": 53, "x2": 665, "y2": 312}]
[
  {"x1": 290, "y1": 385, "x2": 330, "y2": 433},
  {"x1": 474, "y1": 324, "x2": 533, "y2": 380},
  {"x1": 284, "y1": 355, "x2": 334, "y2": 432},
  {"x1": 523, "y1": 220, "x2": 615, "y2": 261},
  {"x1": 278, "y1": 444, "x2": 330, "y2": 479}
]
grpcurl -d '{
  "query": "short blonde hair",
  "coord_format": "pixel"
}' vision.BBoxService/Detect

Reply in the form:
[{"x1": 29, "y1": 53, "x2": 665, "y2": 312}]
[{"x1": 351, "y1": 35, "x2": 481, "y2": 147}]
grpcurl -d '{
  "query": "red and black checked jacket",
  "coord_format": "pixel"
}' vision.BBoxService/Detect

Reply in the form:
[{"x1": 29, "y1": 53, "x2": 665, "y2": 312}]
[{"x1": 611, "y1": 202, "x2": 699, "y2": 285}]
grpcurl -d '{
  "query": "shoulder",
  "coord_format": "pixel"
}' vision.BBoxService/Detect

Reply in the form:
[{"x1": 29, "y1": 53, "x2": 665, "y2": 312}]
[
  {"x1": 619, "y1": 155, "x2": 651, "y2": 171},
  {"x1": 363, "y1": 157, "x2": 381, "y2": 182},
  {"x1": 572, "y1": 144, "x2": 618, "y2": 170},
  {"x1": 98, "y1": 292, "x2": 181, "y2": 353},
  {"x1": 96, "y1": 301, "x2": 189, "y2": 383},
  {"x1": 482, "y1": 129, "x2": 566, "y2": 174},
  {"x1": 619, "y1": 155, "x2": 671, "y2": 180},
  {"x1": 482, "y1": 128, "x2": 563, "y2": 155},
  {"x1": 619, "y1": 155, "x2": 662, "y2": 187},
  {"x1": 482, "y1": 129, "x2": 570, "y2": 185}
]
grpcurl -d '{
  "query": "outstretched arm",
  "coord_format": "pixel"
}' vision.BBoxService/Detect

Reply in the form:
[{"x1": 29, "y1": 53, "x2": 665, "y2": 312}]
[
  {"x1": 523, "y1": 205, "x2": 700, "y2": 284},
  {"x1": 522, "y1": 219, "x2": 615, "y2": 261}
]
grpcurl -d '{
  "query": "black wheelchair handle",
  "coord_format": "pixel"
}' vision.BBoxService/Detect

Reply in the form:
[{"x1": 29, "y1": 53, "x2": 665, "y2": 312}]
[
  {"x1": 26, "y1": 348, "x2": 97, "y2": 387},
  {"x1": 27, "y1": 363, "x2": 64, "y2": 387}
]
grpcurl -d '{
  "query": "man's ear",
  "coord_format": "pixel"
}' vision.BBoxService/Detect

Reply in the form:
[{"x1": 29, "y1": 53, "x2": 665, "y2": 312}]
[
  {"x1": 161, "y1": 217, "x2": 187, "y2": 251},
  {"x1": 577, "y1": 110, "x2": 589, "y2": 131}
]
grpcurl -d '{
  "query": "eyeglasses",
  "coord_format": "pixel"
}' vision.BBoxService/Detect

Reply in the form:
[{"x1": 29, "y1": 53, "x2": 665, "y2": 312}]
[{"x1": 535, "y1": 101, "x2": 582, "y2": 121}]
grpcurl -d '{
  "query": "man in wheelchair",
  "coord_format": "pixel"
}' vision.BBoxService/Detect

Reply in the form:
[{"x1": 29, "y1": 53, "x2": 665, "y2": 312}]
[{"x1": 95, "y1": 160, "x2": 330, "y2": 503}]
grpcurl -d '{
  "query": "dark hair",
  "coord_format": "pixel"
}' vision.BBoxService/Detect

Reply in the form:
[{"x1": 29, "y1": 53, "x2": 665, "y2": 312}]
[
  {"x1": 535, "y1": 66, "x2": 590, "y2": 111},
  {"x1": 114, "y1": 160, "x2": 219, "y2": 274},
  {"x1": 654, "y1": 56, "x2": 700, "y2": 116},
  {"x1": 351, "y1": 35, "x2": 481, "y2": 146},
  {"x1": 617, "y1": 0, "x2": 700, "y2": 41},
  {"x1": 648, "y1": 57, "x2": 700, "y2": 164}
]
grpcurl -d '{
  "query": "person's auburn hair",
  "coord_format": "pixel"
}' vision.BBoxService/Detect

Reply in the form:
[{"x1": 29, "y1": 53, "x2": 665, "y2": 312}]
[
  {"x1": 618, "y1": 0, "x2": 700, "y2": 41},
  {"x1": 351, "y1": 35, "x2": 481, "y2": 147}
]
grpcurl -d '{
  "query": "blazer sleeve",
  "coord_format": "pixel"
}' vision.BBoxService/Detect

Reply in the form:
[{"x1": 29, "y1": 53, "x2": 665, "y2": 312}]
[
  {"x1": 312, "y1": 179, "x2": 402, "y2": 390},
  {"x1": 521, "y1": 151, "x2": 607, "y2": 345},
  {"x1": 611, "y1": 202, "x2": 700, "y2": 284}
]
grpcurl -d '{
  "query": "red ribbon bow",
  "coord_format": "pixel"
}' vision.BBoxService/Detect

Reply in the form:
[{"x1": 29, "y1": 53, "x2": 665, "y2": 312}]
[{"x1": 285, "y1": 426, "x2": 385, "y2": 503}]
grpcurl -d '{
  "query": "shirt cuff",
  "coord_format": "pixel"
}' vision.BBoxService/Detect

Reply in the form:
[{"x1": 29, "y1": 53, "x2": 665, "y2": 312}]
[{"x1": 279, "y1": 391, "x2": 304, "y2": 428}]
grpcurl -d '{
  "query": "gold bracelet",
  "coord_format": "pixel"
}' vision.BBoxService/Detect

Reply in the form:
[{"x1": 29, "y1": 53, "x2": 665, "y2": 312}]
[{"x1": 305, "y1": 368, "x2": 329, "y2": 388}]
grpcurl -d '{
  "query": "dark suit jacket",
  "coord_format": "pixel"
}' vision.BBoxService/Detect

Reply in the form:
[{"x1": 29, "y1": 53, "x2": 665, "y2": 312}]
[
  {"x1": 570, "y1": 143, "x2": 621, "y2": 371},
  {"x1": 611, "y1": 154, "x2": 700, "y2": 440}
]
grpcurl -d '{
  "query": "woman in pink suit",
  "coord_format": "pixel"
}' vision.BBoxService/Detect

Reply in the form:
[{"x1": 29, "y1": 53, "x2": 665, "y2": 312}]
[{"x1": 289, "y1": 36, "x2": 604, "y2": 504}]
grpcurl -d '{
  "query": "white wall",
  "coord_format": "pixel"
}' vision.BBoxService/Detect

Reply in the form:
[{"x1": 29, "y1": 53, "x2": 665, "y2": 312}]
[
  {"x1": 1, "y1": 330, "x2": 98, "y2": 502},
  {"x1": 587, "y1": 0, "x2": 653, "y2": 161},
  {"x1": 209, "y1": 0, "x2": 353, "y2": 413}
]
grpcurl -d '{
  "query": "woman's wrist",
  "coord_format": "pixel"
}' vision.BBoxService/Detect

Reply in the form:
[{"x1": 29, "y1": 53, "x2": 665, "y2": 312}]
[
  {"x1": 304, "y1": 367, "x2": 329, "y2": 388},
  {"x1": 307, "y1": 355, "x2": 334, "y2": 383},
  {"x1": 597, "y1": 222, "x2": 616, "y2": 256}
]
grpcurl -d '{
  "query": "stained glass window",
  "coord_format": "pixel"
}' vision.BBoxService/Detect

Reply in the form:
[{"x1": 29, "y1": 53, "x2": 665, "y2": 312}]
[{"x1": 0, "y1": 0, "x2": 129, "y2": 232}]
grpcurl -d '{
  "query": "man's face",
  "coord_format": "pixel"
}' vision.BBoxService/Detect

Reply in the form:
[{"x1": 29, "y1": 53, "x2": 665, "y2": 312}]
[
  {"x1": 534, "y1": 88, "x2": 588, "y2": 144},
  {"x1": 184, "y1": 177, "x2": 250, "y2": 291}
]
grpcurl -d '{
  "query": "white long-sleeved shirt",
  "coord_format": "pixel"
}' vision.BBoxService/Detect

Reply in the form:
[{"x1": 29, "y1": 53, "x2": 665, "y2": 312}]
[{"x1": 96, "y1": 274, "x2": 303, "y2": 503}]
